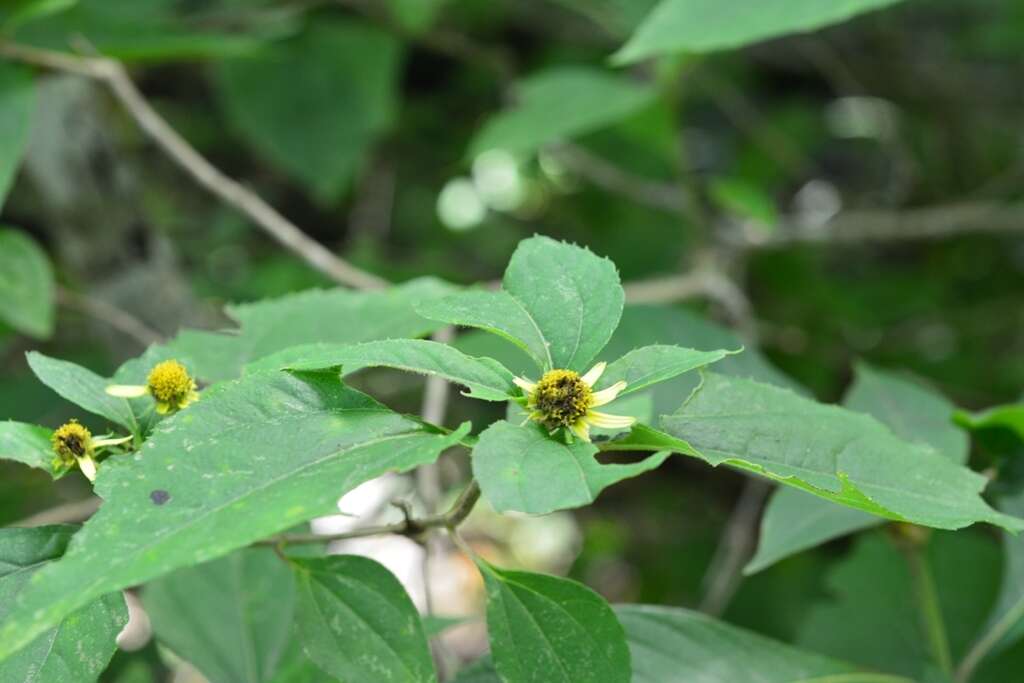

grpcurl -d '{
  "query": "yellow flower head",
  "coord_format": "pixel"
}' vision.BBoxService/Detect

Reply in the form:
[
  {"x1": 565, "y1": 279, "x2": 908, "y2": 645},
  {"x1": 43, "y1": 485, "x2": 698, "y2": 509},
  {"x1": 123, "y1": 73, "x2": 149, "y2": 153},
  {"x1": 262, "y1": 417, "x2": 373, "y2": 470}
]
[
  {"x1": 51, "y1": 419, "x2": 94, "y2": 464},
  {"x1": 107, "y1": 359, "x2": 200, "y2": 414},
  {"x1": 514, "y1": 362, "x2": 635, "y2": 442},
  {"x1": 147, "y1": 360, "x2": 199, "y2": 414}
]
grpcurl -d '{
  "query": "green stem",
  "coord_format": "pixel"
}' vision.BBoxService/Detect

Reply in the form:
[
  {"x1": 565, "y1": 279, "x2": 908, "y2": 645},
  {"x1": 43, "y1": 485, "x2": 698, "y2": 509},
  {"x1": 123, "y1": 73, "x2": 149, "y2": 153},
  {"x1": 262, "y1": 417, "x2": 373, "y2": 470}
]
[{"x1": 903, "y1": 539, "x2": 953, "y2": 676}]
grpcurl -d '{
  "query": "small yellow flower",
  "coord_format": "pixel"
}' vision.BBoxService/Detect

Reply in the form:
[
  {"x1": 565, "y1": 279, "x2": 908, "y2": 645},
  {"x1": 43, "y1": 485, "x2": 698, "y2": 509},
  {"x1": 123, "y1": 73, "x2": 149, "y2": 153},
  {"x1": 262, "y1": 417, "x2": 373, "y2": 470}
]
[
  {"x1": 50, "y1": 419, "x2": 130, "y2": 481},
  {"x1": 514, "y1": 362, "x2": 635, "y2": 442},
  {"x1": 106, "y1": 360, "x2": 200, "y2": 414}
]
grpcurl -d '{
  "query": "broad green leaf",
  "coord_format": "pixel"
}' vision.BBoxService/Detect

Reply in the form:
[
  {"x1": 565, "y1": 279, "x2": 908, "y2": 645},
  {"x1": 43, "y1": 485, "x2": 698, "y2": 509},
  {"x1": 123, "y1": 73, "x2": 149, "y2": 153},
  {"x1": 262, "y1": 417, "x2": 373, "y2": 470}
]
[
  {"x1": 469, "y1": 66, "x2": 655, "y2": 158},
  {"x1": 0, "y1": 421, "x2": 52, "y2": 473},
  {"x1": 473, "y1": 421, "x2": 669, "y2": 514},
  {"x1": 217, "y1": 20, "x2": 401, "y2": 204},
  {"x1": 417, "y1": 290, "x2": 553, "y2": 371},
  {"x1": 0, "y1": 229, "x2": 54, "y2": 338},
  {"x1": 956, "y1": 404, "x2": 1024, "y2": 441},
  {"x1": 27, "y1": 351, "x2": 138, "y2": 433},
  {"x1": 0, "y1": 525, "x2": 127, "y2": 683},
  {"x1": 121, "y1": 279, "x2": 453, "y2": 384},
  {"x1": 593, "y1": 345, "x2": 731, "y2": 396},
  {"x1": 845, "y1": 363, "x2": 968, "y2": 463},
  {"x1": 796, "y1": 531, "x2": 1000, "y2": 679},
  {"x1": 0, "y1": 66, "x2": 34, "y2": 208},
  {"x1": 293, "y1": 555, "x2": 435, "y2": 682},
  {"x1": 960, "y1": 491, "x2": 1024, "y2": 673},
  {"x1": 420, "y1": 238, "x2": 623, "y2": 373},
  {"x1": 480, "y1": 563, "x2": 631, "y2": 683},
  {"x1": 257, "y1": 339, "x2": 517, "y2": 401},
  {"x1": 747, "y1": 364, "x2": 968, "y2": 573},
  {"x1": 0, "y1": 369, "x2": 469, "y2": 661},
  {"x1": 143, "y1": 547, "x2": 295, "y2": 683},
  {"x1": 613, "y1": 0, "x2": 906, "y2": 63},
  {"x1": 661, "y1": 373, "x2": 1023, "y2": 531},
  {"x1": 503, "y1": 236, "x2": 623, "y2": 372},
  {"x1": 615, "y1": 604, "x2": 910, "y2": 683}
]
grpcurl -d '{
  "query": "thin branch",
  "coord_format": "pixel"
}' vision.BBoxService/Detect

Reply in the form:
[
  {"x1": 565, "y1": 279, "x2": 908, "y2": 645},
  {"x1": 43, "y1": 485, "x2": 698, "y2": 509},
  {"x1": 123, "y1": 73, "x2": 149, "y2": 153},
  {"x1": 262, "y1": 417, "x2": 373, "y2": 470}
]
[
  {"x1": 10, "y1": 497, "x2": 101, "y2": 527},
  {"x1": 0, "y1": 41, "x2": 388, "y2": 291},
  {"x1": 956, "y1": 599, "x2": 1024, "y2": 682},
  {"x1": 256, "y1": 479, "x2": 481, "y2": 547},
  {"x1": 57, "y1": 286, "x2": 163, "y2": 347},
  {"x1": 698, "y1": 478, "x2": 771, "y2": 616},
  {"x1": 902, "y1": 537, "x2": 954, "y2": 676}
]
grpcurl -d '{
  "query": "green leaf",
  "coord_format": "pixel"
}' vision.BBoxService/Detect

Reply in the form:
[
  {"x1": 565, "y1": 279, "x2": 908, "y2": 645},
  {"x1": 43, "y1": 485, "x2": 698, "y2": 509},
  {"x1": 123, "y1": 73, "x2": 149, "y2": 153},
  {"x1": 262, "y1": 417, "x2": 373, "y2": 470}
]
[
  {"x1": 661, "y1": 373, "x2": 1023, "y2": 531},
  {"x1": 473, "y1": 421, "x2": 669, "y2": 514},
  {"x1": 0, "y1": 421, "x2": 52, "y2": 473},
  {"x1": 0, "y1": 65, "x2": 34, "y2": 209},
  {"x1": 469, "y1": 66, "x2": 655, "y2": 158},
  {"x1": 0, "y1": 229, "x2": 54, "y2": 338},
  {"x1": 131, "y1": 279, "x2": 453, "y2": 384},
  {"x1": 0, "y1": 525, "x2": 127, "y2": 683},
  {"x1": 421, "y1": 237, "x2": 623, "y2": 373},
  {"x1": 613, "y1": 0, "x2": 907, "y2": 63},
  {"x1": 593, "y1": 345, "x2": 731, "y2": 396},
  {"x1": 615, "y1": 604, "x2": 909, "y2": 683},
  {"x1": 956, "y1": 404, "x2": 1024, "y2": 441},
  {"x1": 27, "y1": 351, "x2": 138, "y2": 433},
  {"x1": 747, "y1": 364, "x2": 969, "y2": 573},
  {"x1": 217, "y1": 19, "x2": 401, "y2": 204},
  {"x1": 258, "y1": 339, "x2": 517, "y2": 402},
  {"x1": 795, "y1": 531, "x2": 1001, "y2": 679},
  {"x1": 708, "y1": 176, "x2": 778, "y2": 227},
  {"x1": 143, "y1": 547, "x2": 295, "y2": 683},
  {"x1": 0, "y1": 369, "x2": 469, "y2": 661},
  {"x1": 480, "y1": 563, "x2": 630, "y2": 683},
  {"x1": 416, "y1": 290, "x2": 554, "y2": 371},
  {"x1": 504, "y1": 236, "x2": 623, "y2": 372},
  {"x1": 293, "y1": 555, "x2": 435, "y2": 682},
  {"x1": 0, "y1": 0, "x2": 76, "y2": 31}
]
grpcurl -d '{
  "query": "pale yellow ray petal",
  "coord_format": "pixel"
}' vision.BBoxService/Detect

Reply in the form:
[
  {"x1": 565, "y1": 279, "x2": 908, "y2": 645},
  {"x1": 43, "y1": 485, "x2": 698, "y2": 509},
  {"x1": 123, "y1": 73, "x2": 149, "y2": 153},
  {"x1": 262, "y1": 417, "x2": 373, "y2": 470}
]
[
  {"x1": 570, "y1": 420, "x2": 591, "y2": 442},
  {"x1": 93, "y1": 435, "x2": 133, "y2": 448},
  {"x1": 590, "y1": 380, "x2": 627, "y2": 407},
  {"x1": 585, "y1": 411, "x2": 637, "y2": 429},
  {"x1": 581, "y1": 362, "x2": 607, "y2": 387},
  {"x1": 513, "y1": 376, "x2": 537, "y2": 393},
  {"x1": 77, "y1": 455, "x2": 98, "y2": 482},
  {"x1": 106, "y1": 384, "x2": 149, "y2": 398}
]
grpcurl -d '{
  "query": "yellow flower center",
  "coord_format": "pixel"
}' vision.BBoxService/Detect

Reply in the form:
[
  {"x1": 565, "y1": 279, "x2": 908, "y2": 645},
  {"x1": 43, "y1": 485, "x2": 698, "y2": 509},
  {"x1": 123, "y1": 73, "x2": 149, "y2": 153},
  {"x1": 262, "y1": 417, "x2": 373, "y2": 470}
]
[
  {"x1": 51, "y1": 420, "x2": 93, "y2": 463},
  {"x1": 147, "y1": 360, "x2": 196, "y2": 407},
  {"x1": 531, "y1": 369, "x2": 592, "y2": 429}
]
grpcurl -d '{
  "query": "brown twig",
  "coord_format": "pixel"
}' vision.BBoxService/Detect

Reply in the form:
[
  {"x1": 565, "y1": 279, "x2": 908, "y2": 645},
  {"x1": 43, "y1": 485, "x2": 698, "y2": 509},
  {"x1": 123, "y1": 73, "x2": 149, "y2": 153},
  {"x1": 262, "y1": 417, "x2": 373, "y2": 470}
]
[
  {"x1": 255, "y1": 479, "x2": 481, "y2": 547},
  {"x1": 56, "y1": 286, "x2": 163, "y2": 347},
  {"x1": 9, "y1": 497, "x2": 101, "y2": 527},
  {"x1": 0, "y1": 41, "x2": 387, "y2": 291}
]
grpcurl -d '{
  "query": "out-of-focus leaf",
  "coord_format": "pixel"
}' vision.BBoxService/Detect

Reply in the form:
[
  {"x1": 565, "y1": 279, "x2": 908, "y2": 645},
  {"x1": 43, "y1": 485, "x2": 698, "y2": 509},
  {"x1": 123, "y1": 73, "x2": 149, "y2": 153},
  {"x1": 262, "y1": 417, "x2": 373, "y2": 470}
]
[
  {"x1": 387, "y1": 0, "x2": 448, "y2": 34},
  {"x1": 0, "y1": 525, "x2": 127, "y2": 683},
  {"x1": 469, "y1": 67, "x2": 655, "y2": 157},
  {"x1": 292, "y1": 555, "x2": 435, "y2": 682},
  {"x1": 747, "y1": 363, "x2": 968, "y2": 573},
  {"x1": 117, "y1": 279, "x2": 454, "y2": 384},
  {"x1": 480, "y1": 563, "x2": 631, "y2": 683},
  {"x1": 956, "y1": 404, "x2": 1024, "y2": 442},
  {"x1": 613, "y1": 0, "x2": 907, "y2": 63},
  {"x1": 661, "y1": 373, "x2": 1022, "y2": 531},
  {"x1": 217, "y1": 19, "x2": 402, "y2": 204},
  {"x1": 0, "y1": 369, "x2": 469, "y2": 661},
  {"x1": 0, "y1": 66, "x2": 34, "y2": 208},
  {"x1": 616, "y1": 604, "x2": 908, "y2": 683},
  {"x1": 0, "y1": 229, "x2": 53, "y2": 339},
  {"x1": 143, "y1": 547, "x2": 295, "y2": 683},
  {"x1": 0, "y1": 421, "x2": 52, "y2": 473},
  {"x1": 473, "y1": 420, "x2": 669, "y2": 514},
  {"x1": 796, "y1": 531, "x2": 1001, "y2": 679},
  {"x1": 708, "y1": 177, "x2": 778, "y2": 228},
  {"x1": 0, "y1": 0, "x2": 76, "y2": 30},
  {"x1": 256, "y1": 338, "x2": 517, "y2": 401}
]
